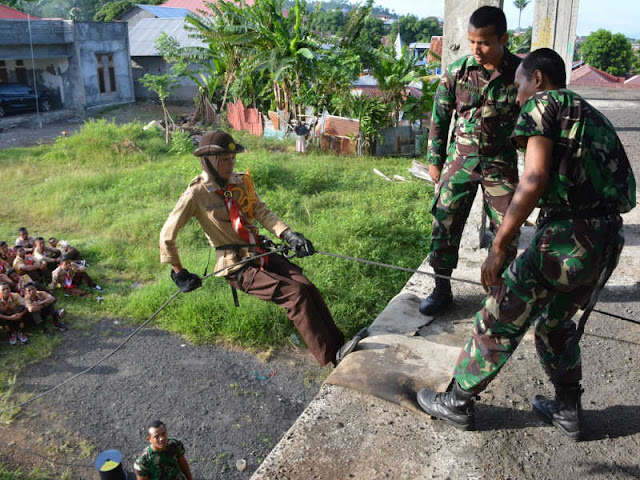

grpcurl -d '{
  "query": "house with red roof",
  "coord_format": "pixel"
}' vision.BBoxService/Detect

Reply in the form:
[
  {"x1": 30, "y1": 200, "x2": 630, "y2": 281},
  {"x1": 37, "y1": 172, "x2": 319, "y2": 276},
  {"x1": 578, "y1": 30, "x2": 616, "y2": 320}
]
[
  {"x1": 624, "y1": 75, "x2": 640, "y2": 90},
  {"x1": 0, "y1": 3, "x2": 40, "y2": 20},
  {"x1": 158, "y1": 0, "x2": 254, "y2": 15},
  {"x1": 570, "y1": 64, "x2": 625, "y2": 88}
]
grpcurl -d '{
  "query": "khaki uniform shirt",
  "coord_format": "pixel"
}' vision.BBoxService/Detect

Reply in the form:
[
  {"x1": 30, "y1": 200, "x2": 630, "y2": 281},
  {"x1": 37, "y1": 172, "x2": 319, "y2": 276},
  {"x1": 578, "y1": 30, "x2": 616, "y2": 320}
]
[
  {"x1": 13, "y1": 256, "x2": 39, "y2": 276},
  {"x1": 160, "y1": 171, "x2": 290, "y2": 277},
  {"x1": 51, "y1": 263, "x2": 86, "y2": 290}
]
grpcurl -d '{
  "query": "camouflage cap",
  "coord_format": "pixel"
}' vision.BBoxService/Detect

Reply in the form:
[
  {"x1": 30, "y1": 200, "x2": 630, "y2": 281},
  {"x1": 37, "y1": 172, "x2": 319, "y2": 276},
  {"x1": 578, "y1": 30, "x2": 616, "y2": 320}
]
[{"x1": 193, "y1": 130, "x2": 246, "y2": 157}]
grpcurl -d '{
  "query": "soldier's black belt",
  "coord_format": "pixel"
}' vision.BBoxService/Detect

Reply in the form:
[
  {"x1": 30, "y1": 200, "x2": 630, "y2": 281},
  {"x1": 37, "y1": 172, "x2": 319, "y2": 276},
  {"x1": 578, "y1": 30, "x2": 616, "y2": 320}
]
[{"x1": 537, "y1": 205, "x2": 618, "y2": 226}]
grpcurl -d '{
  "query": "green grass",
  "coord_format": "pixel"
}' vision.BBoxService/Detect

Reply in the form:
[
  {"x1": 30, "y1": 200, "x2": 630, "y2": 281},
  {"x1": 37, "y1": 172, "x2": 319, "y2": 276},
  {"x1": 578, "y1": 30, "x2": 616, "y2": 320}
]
[
  {"x1": 0, "y1": 118, "x2": 434, "y2": 351},
  {"x1": 0, "y1": 465, "x2": 50, "y2": 480}
]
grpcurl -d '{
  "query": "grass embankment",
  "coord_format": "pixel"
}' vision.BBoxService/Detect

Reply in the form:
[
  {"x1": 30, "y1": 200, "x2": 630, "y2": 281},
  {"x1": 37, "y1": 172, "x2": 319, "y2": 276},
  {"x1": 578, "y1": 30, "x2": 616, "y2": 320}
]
[{"x1": 0, "y1": 119, "x2": 434, "y2": 352}]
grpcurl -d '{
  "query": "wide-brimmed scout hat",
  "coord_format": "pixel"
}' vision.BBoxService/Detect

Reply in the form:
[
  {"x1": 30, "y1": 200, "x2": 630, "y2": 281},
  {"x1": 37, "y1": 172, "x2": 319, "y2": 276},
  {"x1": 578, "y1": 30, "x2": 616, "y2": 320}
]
[{"x1": 193, "y1": 130, "x2": 246, "y2": 157}]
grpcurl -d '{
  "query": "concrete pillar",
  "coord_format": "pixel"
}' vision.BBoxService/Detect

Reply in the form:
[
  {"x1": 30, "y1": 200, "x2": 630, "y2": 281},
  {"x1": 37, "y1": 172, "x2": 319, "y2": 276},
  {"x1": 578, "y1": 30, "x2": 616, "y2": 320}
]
[
  {"x1": 442, "y1": 0, "x2": 503, "y2": 70},
  {"x1": 531, "y1": 0, "x2": 580, "y2": 82}
]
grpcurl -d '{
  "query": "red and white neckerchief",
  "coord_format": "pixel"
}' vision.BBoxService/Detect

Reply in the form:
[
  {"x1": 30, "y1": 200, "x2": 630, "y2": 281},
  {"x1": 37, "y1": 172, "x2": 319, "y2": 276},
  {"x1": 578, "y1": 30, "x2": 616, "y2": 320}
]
[
  {"x1": 1, "y1": 294, "x2": 17, "y2": 311},
  {"x1": 64, "y1": 270, "x2": 77, "y2": 289},
  {"x1": 216, "y1": 183, "x2": 268, "y2": 267}
]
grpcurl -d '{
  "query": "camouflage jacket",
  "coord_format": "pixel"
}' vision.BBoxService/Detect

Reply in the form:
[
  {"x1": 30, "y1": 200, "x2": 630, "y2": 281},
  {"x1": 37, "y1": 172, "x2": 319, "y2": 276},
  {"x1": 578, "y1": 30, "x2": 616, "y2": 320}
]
[
  {"x1": 512, "y1": 89, "x2": 636, "y2": 213},
  {"x1": 133, "y1": 438, "x2": 187, "y2": 480},
  {"x1": 427, "y1": 49, "x2": 521, "y2": 169}
]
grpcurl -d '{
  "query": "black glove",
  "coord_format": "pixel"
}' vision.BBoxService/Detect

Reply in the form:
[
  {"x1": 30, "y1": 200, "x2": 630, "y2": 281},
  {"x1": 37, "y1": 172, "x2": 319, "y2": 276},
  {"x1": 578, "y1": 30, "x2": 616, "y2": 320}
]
[
  {"x1": 282, "y1": 230, "x2": 315, "y2": 257},
  {"x1": 171, "y1": 268, "x2": 202, "y2": 293}
]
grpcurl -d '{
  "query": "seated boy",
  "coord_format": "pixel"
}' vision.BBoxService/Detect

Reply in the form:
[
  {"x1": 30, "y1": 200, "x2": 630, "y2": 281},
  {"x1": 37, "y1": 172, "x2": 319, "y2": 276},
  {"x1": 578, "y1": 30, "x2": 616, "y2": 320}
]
[
  {"x1": 33, "y1": 237, "x2": 60, "y2": 271},
  {"x1": 50, "y1": 256, "x2": 102, "y2": 296},
  {"x1": 0, "y1": 282, "x2": 29, "y2": 345},
  {"x1": 23, "y1": 282, "x2": 67, "y2": 333},
  {"x1": 15, "y1": 227, "x2": 36, "y2": 253},
  {"x1": 0, "y1": 241, "x2": 16, "y2": 266},
  {"x1": 13, "y1": 246, "x2": 48, "y2": 285},
  {"x1": 48, "y1": 237, "x2": 81, "y2": 261}
]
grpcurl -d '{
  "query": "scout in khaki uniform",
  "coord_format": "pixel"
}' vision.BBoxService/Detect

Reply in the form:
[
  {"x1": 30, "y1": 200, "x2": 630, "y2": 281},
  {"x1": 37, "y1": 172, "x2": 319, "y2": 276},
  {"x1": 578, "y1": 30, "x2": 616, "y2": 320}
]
[
  {"x1": 0, "y1": 282, "x2": 29, "y2": 345},
  {"x1": 416, "y1": 48, "x2": 636, "y2": 441},
  {"x1": 420, "y1": 6, "x2": 521, "y2": 316},
  {"x1": 160, "y1": 130, "x2": 365, "y2": 366}
]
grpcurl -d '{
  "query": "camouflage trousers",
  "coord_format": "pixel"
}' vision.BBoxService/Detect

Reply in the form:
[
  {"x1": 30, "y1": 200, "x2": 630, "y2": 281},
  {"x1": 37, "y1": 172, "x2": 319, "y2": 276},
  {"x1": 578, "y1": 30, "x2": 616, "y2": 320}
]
[
  {"x1": 453, "y1": 215, "x2": 623, "y2": 391},
  {"x1": 429, "y1": 154, "x2": 519, "y2": 271}
]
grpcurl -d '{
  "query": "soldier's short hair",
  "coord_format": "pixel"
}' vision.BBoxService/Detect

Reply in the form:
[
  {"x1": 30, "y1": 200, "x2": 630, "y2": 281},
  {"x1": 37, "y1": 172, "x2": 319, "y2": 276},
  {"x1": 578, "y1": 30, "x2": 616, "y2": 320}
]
[
  {"x1": 521, "y1": 48, "x2": 567, "y2": 89},
  {"x1": 469, "y1": 6, "x2": 507, "y2": 38},
  {"x1": 148, "y1": 420, "x2": 166, "y2": 431}
]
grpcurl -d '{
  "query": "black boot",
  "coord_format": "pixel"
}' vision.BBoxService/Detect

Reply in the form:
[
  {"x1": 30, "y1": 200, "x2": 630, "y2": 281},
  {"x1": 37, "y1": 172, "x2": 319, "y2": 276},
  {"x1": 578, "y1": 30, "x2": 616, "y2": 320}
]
[
  {"x1": 531, "y1": 383, "x2": 583, "y2": 441},
  {"x1": 417, "y1": 381, "x2": 476, "y2": 430},
  {"x1": 419, "y1": 269, "x2": 453, "y2": 316}
]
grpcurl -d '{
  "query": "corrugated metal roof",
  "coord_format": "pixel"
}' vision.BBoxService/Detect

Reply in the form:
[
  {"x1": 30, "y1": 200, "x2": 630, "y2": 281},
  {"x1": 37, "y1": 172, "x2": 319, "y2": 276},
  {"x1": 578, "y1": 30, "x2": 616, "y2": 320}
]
[
  {"x1": 135, "y1": 4, "x2": 191, "y2": 17},
  {"x1": 129, "y1": 17, "x2": 205, "y2": 56}
]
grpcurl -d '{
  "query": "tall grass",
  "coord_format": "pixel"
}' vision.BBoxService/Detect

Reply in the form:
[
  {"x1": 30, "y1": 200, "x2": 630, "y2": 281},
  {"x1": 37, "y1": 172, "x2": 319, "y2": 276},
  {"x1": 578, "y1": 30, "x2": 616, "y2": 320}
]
[{"x1": 0, "y1": 119, "x2": 434, "y2": 350}]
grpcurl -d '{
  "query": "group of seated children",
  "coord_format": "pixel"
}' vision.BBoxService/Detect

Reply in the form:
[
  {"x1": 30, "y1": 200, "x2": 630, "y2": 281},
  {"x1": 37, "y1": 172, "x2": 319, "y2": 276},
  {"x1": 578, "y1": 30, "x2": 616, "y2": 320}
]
[{"x1": 0, "y1": 227, "x2": 103, "y2": 345}]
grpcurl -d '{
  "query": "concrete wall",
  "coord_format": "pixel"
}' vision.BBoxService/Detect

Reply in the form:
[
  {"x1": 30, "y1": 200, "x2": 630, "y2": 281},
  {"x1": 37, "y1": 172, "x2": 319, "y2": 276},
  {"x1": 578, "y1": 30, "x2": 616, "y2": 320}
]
[
  {"x1": 0, "y1": 19, "x2": 134, "y2": 111},
  {"x1": 0, "y1": 20, "x2": 74, "y2": 45},
  {"x1": 131, "y1": 56, "x2": 199, "y2": 103},
  {"x1": 442, "y1": 0, "x2": 503, "y2": 69},
  {"x1": 74, "y1": 22, "x2": 135, "y2": 109},
  {"x1": 531, "y1": 0, "x2": 580, "y2": 83}
]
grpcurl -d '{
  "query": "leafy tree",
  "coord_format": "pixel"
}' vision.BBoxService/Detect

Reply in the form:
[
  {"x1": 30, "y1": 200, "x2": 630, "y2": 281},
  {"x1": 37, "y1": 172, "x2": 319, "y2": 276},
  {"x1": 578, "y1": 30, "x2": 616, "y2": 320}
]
[
  {"x1": 310, "y1": 8, "x2": 347, "y2": 37},
  {"x1": 580, "y1": 29, "x2": 634, "y2": 77},
  {"x1": 331, "y1": 91, "x2": 391, "y2": 154},
  {"x1": 513, "y1": 0, "x2": 531, "y2": 30},
  {"x1": 508, "y1": 27, "x2": 531, "y2": 54},
  {"x1": 139, "y1": 33, "x2": 185, "y2": 143},
  {"x1": 356, "y1": 14, "x2": 386, "y2": 50},
  {"x1": 371, "y1": 46, "x2": 428, "y2": 125},
  {"x1": 392, "y1": 15, "x2": 442, "y2": 45}
]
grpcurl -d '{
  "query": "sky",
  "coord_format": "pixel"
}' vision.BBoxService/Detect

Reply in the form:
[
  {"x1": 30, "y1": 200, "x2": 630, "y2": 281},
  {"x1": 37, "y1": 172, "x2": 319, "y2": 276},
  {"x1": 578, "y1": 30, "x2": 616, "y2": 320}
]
[{"x1": 365, "y1": 0, "x2": 640, "y2": 39}]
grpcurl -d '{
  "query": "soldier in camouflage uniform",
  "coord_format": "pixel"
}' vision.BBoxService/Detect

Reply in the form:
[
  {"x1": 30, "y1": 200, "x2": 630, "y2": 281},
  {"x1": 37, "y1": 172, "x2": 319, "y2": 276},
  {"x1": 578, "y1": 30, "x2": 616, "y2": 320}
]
[
  {"x1": 417, "y1": 48, "x2": 636, "y2": 441},
  {"x1": 134, "y1": 420, "x2": 192, "y2": 480},
  {"x1": 420, "y1": 6, "x2": 522, "y2": 317}
]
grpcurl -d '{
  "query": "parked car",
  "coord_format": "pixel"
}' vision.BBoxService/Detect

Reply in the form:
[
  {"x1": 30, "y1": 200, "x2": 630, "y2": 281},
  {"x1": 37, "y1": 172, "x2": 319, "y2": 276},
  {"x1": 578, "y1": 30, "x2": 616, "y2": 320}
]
[{"x1": 0, "y1": 83, "x2": 52, "y2": 117}]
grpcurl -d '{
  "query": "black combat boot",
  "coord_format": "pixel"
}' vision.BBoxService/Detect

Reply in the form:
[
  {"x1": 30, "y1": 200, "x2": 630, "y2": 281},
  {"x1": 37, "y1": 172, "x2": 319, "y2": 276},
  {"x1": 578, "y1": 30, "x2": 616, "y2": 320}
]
[
  {"x1": 419, "y1": 268, "x2": 453, "y2": 316},
  {"x1": 531, "y1": 383, "x2": 583, "y2": 441},
  {"x1": 417, "y1": 381, "x2": 477, "y2": 430}
]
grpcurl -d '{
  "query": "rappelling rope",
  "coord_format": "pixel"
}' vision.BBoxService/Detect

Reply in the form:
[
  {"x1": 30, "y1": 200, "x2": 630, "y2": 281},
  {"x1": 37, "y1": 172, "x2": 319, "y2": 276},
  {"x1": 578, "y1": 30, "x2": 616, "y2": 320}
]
[
  {"x1": 316, "y1": 251, "x2": 640, "y2": 326},
  {"x1": 316, "y1": 251, "x2": 483, "y2": 286}
]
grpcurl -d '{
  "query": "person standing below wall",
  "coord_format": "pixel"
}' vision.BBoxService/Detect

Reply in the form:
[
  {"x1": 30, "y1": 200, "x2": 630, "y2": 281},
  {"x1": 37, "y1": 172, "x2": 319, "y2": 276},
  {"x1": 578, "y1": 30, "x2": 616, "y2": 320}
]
[
  {"x1": 416, "y1": 48, "x2": 636, "y2": 441},
  {"x1": 134, "y1": 420, "x2": 193, "y2": 480},
  {"x1": 294, "y1": 121, "x2": 309, "y2": 154},
  {"x1": 420, "y1": 6, "x2": 521, "y2": 317}
]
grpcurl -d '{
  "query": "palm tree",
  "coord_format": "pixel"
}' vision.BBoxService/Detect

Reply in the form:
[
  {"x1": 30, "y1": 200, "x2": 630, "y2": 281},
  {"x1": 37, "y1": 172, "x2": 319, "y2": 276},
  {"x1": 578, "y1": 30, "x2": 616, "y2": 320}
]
[
  {"x1": 514, "y1": 0, "x2": 531, "y2": 31},
  {"x1": 371, "y1": 46, "x2": 428, "y2": 126}
]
